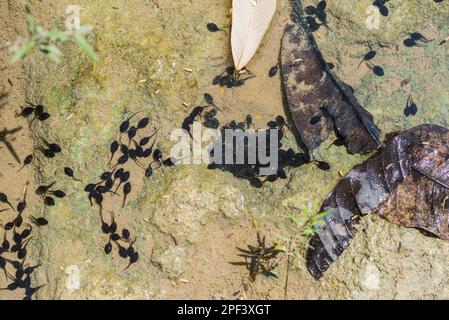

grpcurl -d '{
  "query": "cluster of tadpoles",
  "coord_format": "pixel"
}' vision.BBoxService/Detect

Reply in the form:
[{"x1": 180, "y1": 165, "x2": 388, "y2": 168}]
[
  {"x1": 100, "y1": 212, "x2": 138, "y2": 270},
  {"x1": 39, "y1": 139, "x2": 62, "y2": 159},
  {"x1": 304, "y1": 1, "x2": 329, "y2": 32},
  {"x1": 372, "y1": 0, "x2": 390, "y2": 17},
  {"x1": 404, "y1": 94, "x2": 418, "y2": 117},
  {"x1": 16, "y1": 139, "x2": 61, "y2": 172},
  {"x1": 1, "y1": 102, "x2": 61, "y2": 299},
  {"x1": 207, "y1": 115, "x2": 312, "y2": 188},
  {"x1": 404, "y1": 32, "x2": 433, "y2": 48},
  {"x1": 72, "y1": 113, "x2": 174, "y2": 268},
  {"x1": 207, "y1": 21, "x2": 258, "y2": 88},
  {"x1": 15, "y1": 102, "x2": 60, "y2": 169},
  {"x1": 357, "y1": 50, "x2": 384, "y2": 77},
  {"x1": 16, "y1": 102, "x2": 50, "y2": 122},
  {"x1": 212, "y1": 66, "x2": 255, "y2": 88},
  {"x1": 17, "y1": 102, "x2": 63, "y2": 159},
  {"x1": 182, "y1": 93, "x2": 220, "y2": 133},
  {"x1": 0, "y1": 187, "x2": 47, "y2": 300},
  {"x1": 35, "y1": 182, "x2": 66, "y2": 207}
]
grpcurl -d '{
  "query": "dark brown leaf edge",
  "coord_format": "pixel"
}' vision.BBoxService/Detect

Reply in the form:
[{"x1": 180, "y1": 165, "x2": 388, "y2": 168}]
[
  {"x1": 307, "y1": 124, "x2": 449, "y2": 279},
  {"x1": 280, "y1": 0, "x2": 382, "y2": 154}
]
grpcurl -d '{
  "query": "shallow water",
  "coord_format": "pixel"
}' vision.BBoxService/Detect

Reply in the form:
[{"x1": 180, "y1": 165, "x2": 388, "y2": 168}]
[{"x1": 1, "y1": 0, "x2": 449, "y2": 299}]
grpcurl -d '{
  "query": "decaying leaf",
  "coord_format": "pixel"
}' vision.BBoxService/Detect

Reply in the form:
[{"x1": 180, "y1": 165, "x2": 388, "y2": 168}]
[
  {"x1": 231, "y1": 0, "x2": 277, "y2": 71},
  {"x1": 307, "y1": 124, "x2": 449, "y2": 279},
  {"x1": 280, "y1": 0, "x2": 381, "y2": 154}
]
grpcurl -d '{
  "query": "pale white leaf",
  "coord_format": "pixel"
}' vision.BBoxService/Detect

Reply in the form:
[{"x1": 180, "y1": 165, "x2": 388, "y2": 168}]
[{"x1": 231, "y1": 0, "x2": 277, "y2": 71}]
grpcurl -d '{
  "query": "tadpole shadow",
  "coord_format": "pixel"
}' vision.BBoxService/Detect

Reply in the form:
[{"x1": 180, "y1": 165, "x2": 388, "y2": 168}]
[
  {"x1": 0, "y1": 90, "x2": 9, "y2": 111},
  {"x1": 0, "y1": 126, "x2": 23, "y2": 163}
]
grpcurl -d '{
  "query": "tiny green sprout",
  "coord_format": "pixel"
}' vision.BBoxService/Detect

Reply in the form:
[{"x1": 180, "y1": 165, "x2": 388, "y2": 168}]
[
  {"x1": 280, "y1": 200, "x2": 330, "y2": 299},
  {"x1": 285, "y1": 200, "x2": 330, "y2": 238},
  {"x1": 300, "y1": 202, "x2": 330, "y2": 237},
  {"x1": 5, "y1": 5, "x2": 98, "y2": 63}
]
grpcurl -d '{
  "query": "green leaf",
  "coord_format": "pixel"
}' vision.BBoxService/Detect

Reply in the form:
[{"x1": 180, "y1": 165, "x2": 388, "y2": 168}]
[
  {"x1": 312, "y1": 220, "x2": 326, "y2": 228},
  {"x1": 25, "y1": 6, "x2": 36, "y2": 34},
  {"x1": 74, "y1": 34, "x2": 98, "y2": 61},
  {"x1": 35, "y1": 25, "x2": 47, "y2": 37},
  {"x1": 11, "y1": 41, "x2": 36, "y2": 63},
  {"x1": 302, "y1": 227, "x2": 316, "y2": 237},
  {"x1": 47, "y1": 30, "x2": 70, "y2": 42},
  {"x1": 39, "y1": 44, "x2": 62, "y2": 63},
  {"x1": 314, "y1": 209, "x2": 330, "y2": 222}
]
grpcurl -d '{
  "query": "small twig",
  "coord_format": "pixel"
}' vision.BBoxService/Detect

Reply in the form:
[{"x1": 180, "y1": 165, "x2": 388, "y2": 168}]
[
  {"x1": 283, "y1": 211, "x2": 322, "y2": 300},
  {"x1": 284, "y1": 235, "x2": 294, "y2": 300}
]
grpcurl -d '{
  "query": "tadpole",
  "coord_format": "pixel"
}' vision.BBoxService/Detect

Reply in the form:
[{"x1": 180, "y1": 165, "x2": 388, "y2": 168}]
[
  {"x1": 122, "y1": 182, "x2": 132, "y2": 208},
  {"x1": 207, "y1": 23, "x2": 224, "y2": 33},
  {"x1": 30, "y1": 216, "x2": 48, "y2": 227},
  {"x1": 108, "y1": 141, "x2": 119, "y2": 165},
  {"x1": 137, "y1": 117, "x2": 149, "y2": 129},
  {"x1": 0, "y1": 193, "x2": 15, "y2": 212},
  {"x1": 17, "y1": 154, "x2": 33, "y2": 172},
  {"x1": 358, "y1": 50, "x2": 377, "y2": 68},
  {"x1": 119, "y1": 112, "x2": 139, "y2": 133},
  {"x1": 64, "y1": 167, "x2": 81, "y2": 182},
  {"x1": 269, "y1": 65, "x2": 279, "y2": 78}
]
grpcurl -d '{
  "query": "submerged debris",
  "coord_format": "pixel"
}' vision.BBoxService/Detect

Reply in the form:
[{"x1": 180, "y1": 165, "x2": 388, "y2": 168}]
[
  {"x1": 307, "y1": 124, "x2": 449, "y2": 279},
  {"x1": 281, "y1": 1, "x2": 382, "y2": 154}
]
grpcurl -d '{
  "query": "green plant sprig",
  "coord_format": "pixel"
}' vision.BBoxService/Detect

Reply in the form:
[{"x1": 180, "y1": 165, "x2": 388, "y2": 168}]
[
  {"x1": 276, "y1": 200, "x2": 330, "y2": 299},
  {"x1": 6, "y1": 5, "x2": 98, "y2": 63}
]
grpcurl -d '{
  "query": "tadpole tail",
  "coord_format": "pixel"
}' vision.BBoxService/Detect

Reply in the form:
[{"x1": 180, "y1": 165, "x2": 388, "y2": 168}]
[
  {"x1": 122, "y1": 195, "x2": 127, "y2": 208},
  {"x1": 123, "y1": 261, "x2": 133, "y2": 271},
  {"x1": 107, "y1": 153, "x2": 115, "y2": 166},
  {"x1": 6, "y1": 201, "x2": 15, "y2": 212},
  {"x1": 357, "y1": 59, "x2": 365, "y2": 69},
  {"x1": 132, "y1": 159, "x2": 145, "y2": 169}
]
